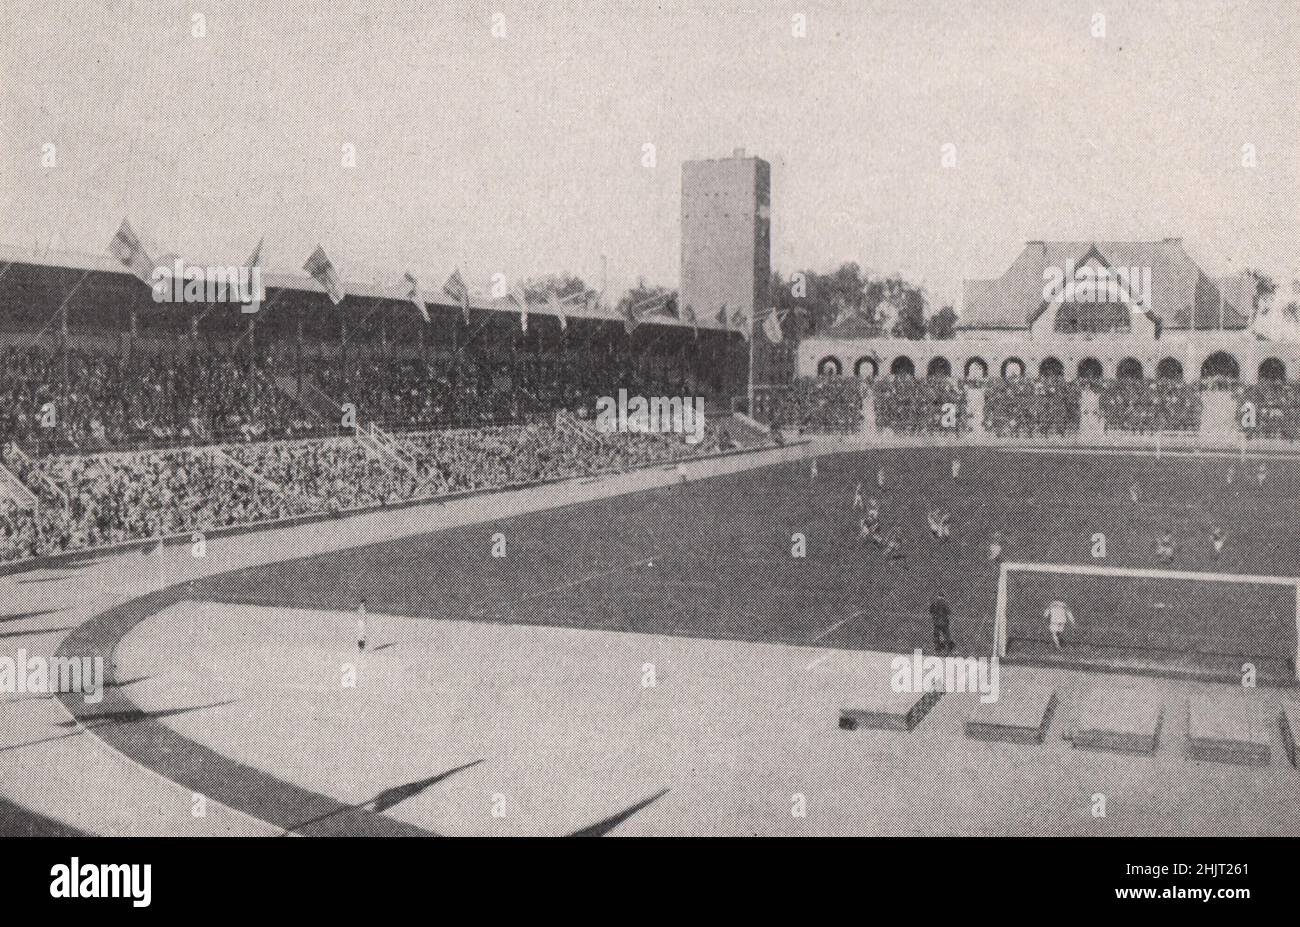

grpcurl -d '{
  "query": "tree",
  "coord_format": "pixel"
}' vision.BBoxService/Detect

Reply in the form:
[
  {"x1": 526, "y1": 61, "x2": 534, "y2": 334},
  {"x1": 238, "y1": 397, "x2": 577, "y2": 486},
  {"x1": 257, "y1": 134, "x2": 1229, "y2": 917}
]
[
  {"x1": 615, "y1": 277, "x2": 676, "y2": 320},
  {"x1": 927, "y1": 304, "x2": 958, "y2": 340},
  {"x1": 523, "y1": 272, "x2": 594, "y2": 305}
]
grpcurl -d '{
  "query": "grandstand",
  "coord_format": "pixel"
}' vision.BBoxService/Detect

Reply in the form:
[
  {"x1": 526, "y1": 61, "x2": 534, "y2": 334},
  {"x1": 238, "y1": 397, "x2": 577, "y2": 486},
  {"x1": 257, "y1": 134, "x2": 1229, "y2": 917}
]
[{"x1": 0, "y1": 241, "x2": 766, "y2": 566}]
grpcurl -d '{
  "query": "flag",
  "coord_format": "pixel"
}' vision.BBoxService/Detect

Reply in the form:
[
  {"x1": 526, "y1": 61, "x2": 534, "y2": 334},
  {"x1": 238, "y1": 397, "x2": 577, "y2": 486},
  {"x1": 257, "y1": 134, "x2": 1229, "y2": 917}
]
[
  {"x1": 639, "y1": 296, "x2": 676, "y2": 320},
  {"x1": 831, "y1": 299, "x2": 858, "y2": 329},
  {"x1": 762, "y1": 307, "x2": 784, "y2": 344},
  {"x1": 874, "y1": 298, "x2": 897, "y2": 332},
  {"x1": 242, "y1": 237, "x2": 264, "y2": 314},
  {"x1": 623, "y1": 301, "x2": 641, "y2": 336},
  {"x1": 404, "y1": 271, "x2": 430, "y2": 323},
  {"x1": 443, "y1": 268, "x2": 471, "y2": 324},
  {"x1": 715, "y1": 304, "x2": 729, "y2": 330},
  {"x1": 547, "y1": 291, "x2": 575, "y2": 333},
  {"x1": 514, "y1": 286, "x2": 530, "y2": 332},
  {"x1": 108, "y1": 219, "x2": 155, "y2": 285},
  {"x1": 683, "y1": 304, "x2": 698, "y2": 338},
  {"x1": 732, "y1": 307, "x2": 751, "y2": 341},
  {"x1": 303, "y1": 245, "x2": 345, "y2": 305},
  {"x1": 552, "y1": 292, "x2": 568, "y2": 332}
]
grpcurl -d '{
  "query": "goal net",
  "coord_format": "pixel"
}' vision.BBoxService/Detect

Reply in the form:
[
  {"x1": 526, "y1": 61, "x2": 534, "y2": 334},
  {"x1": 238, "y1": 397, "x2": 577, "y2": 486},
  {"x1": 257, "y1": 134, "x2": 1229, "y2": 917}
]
[{"x1": 994, "y1": 561, "x2": 1300, "y2": 682}]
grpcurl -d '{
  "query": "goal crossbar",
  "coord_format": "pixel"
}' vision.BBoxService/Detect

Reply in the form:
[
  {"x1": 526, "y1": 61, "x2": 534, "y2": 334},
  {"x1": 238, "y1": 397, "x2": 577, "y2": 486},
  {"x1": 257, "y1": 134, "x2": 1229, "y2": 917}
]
[{"x1": 994, "y1": 561, "x2": 1300, "y2": 679}]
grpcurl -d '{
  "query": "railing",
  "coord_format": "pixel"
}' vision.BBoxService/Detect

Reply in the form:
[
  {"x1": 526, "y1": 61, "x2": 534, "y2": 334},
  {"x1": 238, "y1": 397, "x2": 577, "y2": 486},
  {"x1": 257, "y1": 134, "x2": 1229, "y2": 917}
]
[{"x1": 0, "y1": 460, "x2": 36, "y2": 510}]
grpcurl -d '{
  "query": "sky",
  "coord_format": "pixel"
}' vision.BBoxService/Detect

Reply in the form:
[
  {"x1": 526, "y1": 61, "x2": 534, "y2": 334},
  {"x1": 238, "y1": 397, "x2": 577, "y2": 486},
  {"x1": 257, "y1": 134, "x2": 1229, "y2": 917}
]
[{"x1": 2, "y1": 0, "x2": 1297, "y2": 311}]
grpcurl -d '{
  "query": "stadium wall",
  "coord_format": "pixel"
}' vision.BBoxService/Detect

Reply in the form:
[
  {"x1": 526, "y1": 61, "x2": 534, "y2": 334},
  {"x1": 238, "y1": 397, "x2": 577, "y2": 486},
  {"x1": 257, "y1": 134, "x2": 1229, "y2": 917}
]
[{"x1": 799, "y1": 333, "x2": 1300, "y2": 384}]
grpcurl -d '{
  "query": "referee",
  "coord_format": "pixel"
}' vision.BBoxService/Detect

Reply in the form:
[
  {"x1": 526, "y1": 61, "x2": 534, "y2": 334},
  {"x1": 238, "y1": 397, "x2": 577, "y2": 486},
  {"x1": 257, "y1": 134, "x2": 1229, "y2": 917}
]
[{"x1": 930, "y1": 595, "x2": 954, "y2": 655}]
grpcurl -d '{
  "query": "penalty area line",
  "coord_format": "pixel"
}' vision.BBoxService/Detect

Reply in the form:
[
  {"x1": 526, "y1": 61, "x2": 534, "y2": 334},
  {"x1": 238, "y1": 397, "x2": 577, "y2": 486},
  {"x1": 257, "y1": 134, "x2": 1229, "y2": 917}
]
[
  {"x1": 477, "y1": 554, "x2": 662, "y2": 618},
  {"x1": 803, "y1": 609, "x2": 865, "y2": 669}
]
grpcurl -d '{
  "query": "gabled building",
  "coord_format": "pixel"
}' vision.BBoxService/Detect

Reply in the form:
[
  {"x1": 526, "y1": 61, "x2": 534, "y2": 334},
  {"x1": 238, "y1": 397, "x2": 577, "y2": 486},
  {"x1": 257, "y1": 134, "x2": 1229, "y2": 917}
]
[
  {"x1": 961, "y1": 239, "x2": 1255, "y2": 338},
  {"x1": 797, "y1": 239, "x2": 1293, "y2": 384}
]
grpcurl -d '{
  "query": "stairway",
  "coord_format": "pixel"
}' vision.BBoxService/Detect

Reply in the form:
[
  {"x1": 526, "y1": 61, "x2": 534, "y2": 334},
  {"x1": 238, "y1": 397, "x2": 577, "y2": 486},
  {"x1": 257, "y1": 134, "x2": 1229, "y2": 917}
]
[{"x1": 0, "y1": 460, "x2": 37, "y2": 510}]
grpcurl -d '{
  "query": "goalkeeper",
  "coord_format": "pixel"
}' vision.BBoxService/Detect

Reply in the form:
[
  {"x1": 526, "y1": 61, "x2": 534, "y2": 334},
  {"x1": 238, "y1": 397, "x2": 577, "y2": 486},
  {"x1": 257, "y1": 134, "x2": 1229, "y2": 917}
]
[{"x1": 1045, "y1": 599, "x2": 1075, "y2": 650}]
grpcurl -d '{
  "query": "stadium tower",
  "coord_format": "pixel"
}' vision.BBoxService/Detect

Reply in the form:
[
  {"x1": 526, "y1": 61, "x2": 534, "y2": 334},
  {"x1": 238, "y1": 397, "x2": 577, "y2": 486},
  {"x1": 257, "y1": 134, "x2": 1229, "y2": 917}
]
[{"x1": 680, "y1": 150, "x2": 780, "y2": 407}]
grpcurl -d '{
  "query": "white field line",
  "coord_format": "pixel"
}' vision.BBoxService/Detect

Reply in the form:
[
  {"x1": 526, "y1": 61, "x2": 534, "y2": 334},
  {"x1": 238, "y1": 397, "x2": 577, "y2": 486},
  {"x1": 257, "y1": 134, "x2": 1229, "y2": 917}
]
[{"x1": 479, "y1": 555, "x2": 660, "y2": 616}]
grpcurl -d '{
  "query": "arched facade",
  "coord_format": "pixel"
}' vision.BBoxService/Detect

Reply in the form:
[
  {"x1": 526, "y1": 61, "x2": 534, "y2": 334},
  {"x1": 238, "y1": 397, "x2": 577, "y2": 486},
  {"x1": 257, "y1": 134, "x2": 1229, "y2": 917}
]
[
  {"x1": 1201, "y1": 351, "x2": 1240, "y2": 380},
  {"x1": 1077, "y1": 357, "x2": 1104, "y2": 380},
  {"x1": 817, "y1": 355, "x2": 842, "y2": 377},
  {"x1": 890, "y1": 356, "x2": 915, "y2": 377},
  {"x1": 1156, "y1": 357, "x2": 1184, "y2": 380},
  {"x1": 1259, "y1": 357, "x2": 1286, "y2": 382},
  {"x1": 1117, "y1": 358, "x2": 1144, "y2": 380},
  {"x1": 1038, "y1": 356, "x2": 1064, "y2": 378},
  {"x1": 796, "y1": 334, "x2": 1300, "y2": 385}
]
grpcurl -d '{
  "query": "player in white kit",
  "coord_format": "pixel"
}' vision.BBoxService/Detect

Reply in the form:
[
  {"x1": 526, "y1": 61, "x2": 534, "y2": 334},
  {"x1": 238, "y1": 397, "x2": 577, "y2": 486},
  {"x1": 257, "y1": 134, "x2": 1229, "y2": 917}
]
[
  {"x1": 1046, "y1": 599, "x2": 1074, "y2": 649},
  {"x1": 356, "y1": 599, "x2": 368, "y2": 653}
]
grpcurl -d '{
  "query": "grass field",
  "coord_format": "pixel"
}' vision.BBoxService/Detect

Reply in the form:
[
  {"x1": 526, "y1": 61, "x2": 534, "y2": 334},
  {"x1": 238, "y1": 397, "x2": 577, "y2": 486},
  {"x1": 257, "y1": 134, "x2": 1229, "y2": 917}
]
[{"x1": 187, "y1": 447, "x2": 1300, "y2": 671}]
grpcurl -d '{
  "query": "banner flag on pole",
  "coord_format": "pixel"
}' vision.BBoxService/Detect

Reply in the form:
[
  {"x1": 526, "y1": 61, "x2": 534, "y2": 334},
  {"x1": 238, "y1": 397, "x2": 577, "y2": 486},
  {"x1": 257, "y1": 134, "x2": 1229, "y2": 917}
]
[
  {"x1": 550, "y1": 291, "x2": 577, "y2": 334},
  {"x1": 623, "y1": 300, "x2": 641, "y2": 336},
  {"x1": 303, "y1": 245, "x2": 345, "y2": 305},
  {"x1": 108, "y1": 219, "x2": 155, "y2": 285},
  {"x1": 552, "y1": 291, "x2": 569, "y2": 332},
  {"x1": 404, "y1": 271, "x2": 430, "y2": 323},
  {"x1": 682, "y1": 304, "x2": 698, "y2": 339},
  {"x1": 638, "y1": 296, "x2": 676, "y2": 321},
  {"x1": 514, "y1": 286, "x2": 530, "y2": 332},
  {"x1": 762, "y1": 306, "x2": 783, "y2": 344},
  {"x1": 242, "y1": 237, "x2": 264, "y2": 314},
  {"x1": 830, "y1": 299, "x2": 859, "y2": 329},
  {"x1": 443, "y1": 268, "x2": 471, "y2": 324},
  {"x1": 732, "y1": 307, "x2": 751, "y2": 341},
  {"x1": 715, "y1": 304, "x2": 729, "y2": 330}
]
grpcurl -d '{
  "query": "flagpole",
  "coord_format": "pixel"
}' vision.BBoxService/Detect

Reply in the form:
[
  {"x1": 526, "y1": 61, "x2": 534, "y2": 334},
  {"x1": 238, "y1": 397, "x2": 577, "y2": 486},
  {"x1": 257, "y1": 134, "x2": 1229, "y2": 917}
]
[
  {"x1": 747, "y1": 311, "x2": 755, "y2": 414},
  {"x1": 23, "y1": 267, "x2": 93, "y2": 353}
]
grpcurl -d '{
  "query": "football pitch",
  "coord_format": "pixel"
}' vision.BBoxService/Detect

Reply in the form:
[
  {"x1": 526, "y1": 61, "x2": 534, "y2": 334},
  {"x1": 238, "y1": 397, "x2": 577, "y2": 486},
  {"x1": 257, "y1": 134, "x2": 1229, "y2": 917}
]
[{"x1": 187, "y1": 446, "x2": 1300, "y2": 675}]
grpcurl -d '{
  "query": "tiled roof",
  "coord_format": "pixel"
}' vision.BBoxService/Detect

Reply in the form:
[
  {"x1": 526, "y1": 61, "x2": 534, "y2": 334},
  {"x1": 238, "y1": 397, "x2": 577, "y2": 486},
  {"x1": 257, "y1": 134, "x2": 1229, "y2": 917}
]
[{"x1": 960, "y1": 240, "x2": 1253, "y2": 332}]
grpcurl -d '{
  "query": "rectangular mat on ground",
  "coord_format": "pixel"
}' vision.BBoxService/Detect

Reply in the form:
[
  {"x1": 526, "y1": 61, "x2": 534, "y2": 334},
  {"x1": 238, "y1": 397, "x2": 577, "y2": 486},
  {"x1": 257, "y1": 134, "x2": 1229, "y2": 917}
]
[
  {"x1": 1186, "y1": 692, "x2": 1271, "y2": 766},
  {"x1": 1279, "y1": 701, "x2": 1299, "y2": 768},
  {"x1": 966, "y1": 684, "x2": 1058, "y2": 745},
  {"x1": 1068, "y1": 685, "x2": 1164, "y2": 754},
  {"x1": 839, "y1": 668, "x2": 942, "y2": 732}
]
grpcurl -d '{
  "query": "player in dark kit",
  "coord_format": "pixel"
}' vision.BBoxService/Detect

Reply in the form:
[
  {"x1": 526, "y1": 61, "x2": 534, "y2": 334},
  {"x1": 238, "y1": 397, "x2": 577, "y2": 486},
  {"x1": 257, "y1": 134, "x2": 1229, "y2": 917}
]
[{"x1": 930, "y1": 595, "x2": 954, "y2": 655}]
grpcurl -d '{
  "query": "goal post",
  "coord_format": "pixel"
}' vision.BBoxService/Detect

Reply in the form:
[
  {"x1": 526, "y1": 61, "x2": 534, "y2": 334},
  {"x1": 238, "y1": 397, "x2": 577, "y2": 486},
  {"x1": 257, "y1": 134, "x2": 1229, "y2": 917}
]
[{"x1": 994, "y1": 560, "x2": 1300, "y2": 681}]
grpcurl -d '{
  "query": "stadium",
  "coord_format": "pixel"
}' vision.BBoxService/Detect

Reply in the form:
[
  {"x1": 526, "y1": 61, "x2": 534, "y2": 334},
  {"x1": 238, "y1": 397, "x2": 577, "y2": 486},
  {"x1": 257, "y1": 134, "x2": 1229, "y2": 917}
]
[{"x1": 2, "y1": 2, "x2": 1299, "y2": 843}]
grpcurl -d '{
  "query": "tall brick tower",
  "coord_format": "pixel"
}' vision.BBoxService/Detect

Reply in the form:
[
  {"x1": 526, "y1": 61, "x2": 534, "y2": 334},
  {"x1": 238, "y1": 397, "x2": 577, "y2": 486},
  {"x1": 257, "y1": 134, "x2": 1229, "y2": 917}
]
[{"x1": 680, "y1": 149, "x2": 773, "y2": 404}]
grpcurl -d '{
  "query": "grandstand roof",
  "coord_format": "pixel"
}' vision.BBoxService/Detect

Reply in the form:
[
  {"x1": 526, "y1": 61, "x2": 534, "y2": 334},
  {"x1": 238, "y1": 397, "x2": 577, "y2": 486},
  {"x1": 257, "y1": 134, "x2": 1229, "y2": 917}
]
[
  {"x1": 0, "y1": 242, "x2": 716, "y2": 333},
  {"x1": 960, "y1": 239, "x2": 1256, "y2": 332}
]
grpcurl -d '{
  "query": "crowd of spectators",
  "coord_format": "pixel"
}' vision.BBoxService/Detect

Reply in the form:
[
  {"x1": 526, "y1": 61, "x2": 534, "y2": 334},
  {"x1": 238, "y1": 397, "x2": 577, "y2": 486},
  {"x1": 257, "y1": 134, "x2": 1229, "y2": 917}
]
[
  {"x1": 0, "y1": 415, "x2": 741, "y2": 565},
  {"x1": 984, "y1": 378, "x2": 1081, "y2": 437},
  {"x1": 1238, "y1": 382, "x2": 1300, "y2": 440},
  {"x1": 0, "y1": 345, "x2": 317, "y2": 452},
  {"x1": 1099, "y1": 379, "x2": 1201, "y2": 433},
  {"x1": 872, "y1": 376, "x2": 967, "y2": 435},
  {"x1": 315, "y1": 351, "x2": 704, "y2": 433},
  {"x1": 752, "y1": 377, "x2": 863, "y2": 434}
]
